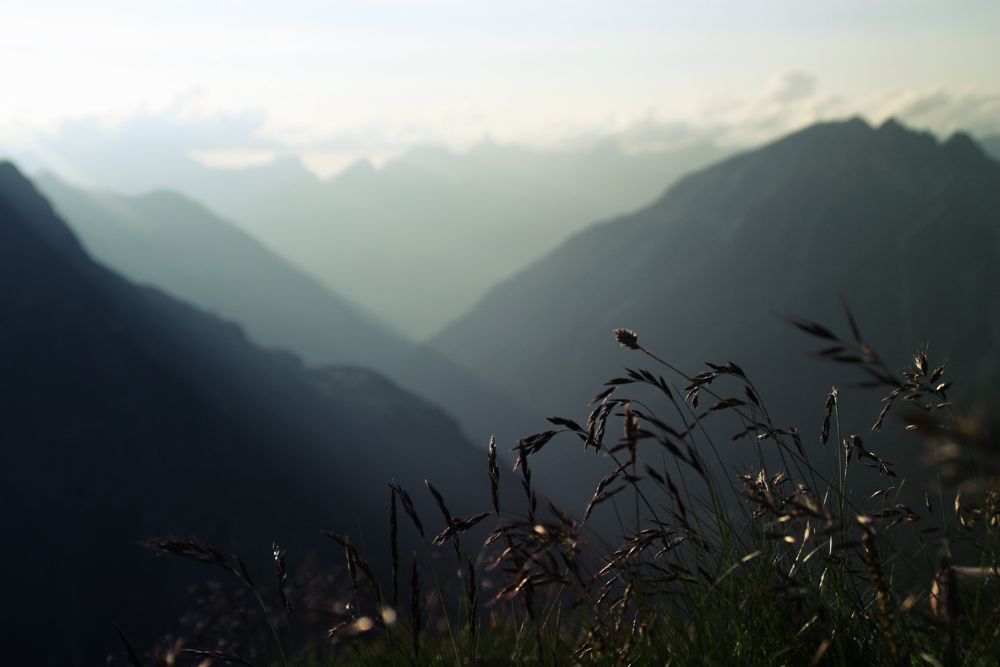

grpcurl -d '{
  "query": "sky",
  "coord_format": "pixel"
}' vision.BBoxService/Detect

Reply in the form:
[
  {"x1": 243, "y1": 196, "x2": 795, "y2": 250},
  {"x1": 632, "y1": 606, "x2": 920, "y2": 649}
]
[{"x1": 1, "y1": 0, "x2": 998, "y2": 176}]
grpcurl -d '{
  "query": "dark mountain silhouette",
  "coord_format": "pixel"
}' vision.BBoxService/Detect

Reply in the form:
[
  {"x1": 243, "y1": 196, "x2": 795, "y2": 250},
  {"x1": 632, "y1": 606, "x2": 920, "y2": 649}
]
[
  {"x1": 432, "y1": 118, "x2": 1000, "y2": 501},
  {"x1": 0, "y1": 162, "x2": 493, "y2": 664},
  {"x1": 34, "y1": 173, "x2": 540, "y2": 450}
]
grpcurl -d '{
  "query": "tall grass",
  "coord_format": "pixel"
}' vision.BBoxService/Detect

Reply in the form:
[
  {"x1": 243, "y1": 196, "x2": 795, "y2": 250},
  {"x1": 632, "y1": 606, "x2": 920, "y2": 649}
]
[{"x1": 133, "y1": 313, "x2": 1000, "y2": 666}]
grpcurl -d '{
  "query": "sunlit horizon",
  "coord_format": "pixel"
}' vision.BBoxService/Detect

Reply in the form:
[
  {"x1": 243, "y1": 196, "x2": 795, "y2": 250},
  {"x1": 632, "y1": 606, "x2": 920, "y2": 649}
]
[{"x1": 2, "y1": 0, "x2": 998, "y2": 178}]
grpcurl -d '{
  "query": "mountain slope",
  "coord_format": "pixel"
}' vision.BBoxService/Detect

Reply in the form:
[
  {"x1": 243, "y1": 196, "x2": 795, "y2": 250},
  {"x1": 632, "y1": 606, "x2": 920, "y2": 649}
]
[
  {"x1": 0, "y1": 162, "x2": 490, "y2": 663},
  {"x1": 34, "y1": 173, "x2": 404, "y2": 368},
  {"x1": 35, "y1": 173, "x2": 541, "y2": 450},
  {"x1": 432, "y1": 118, "x2": 1000, "y2": 497}
]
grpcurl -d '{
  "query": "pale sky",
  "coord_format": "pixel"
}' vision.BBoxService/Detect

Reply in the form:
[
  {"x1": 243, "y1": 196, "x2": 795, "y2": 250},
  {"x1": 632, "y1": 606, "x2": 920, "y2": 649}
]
[{"x1": 1, "y1": 0, "x2": 998, "y2": 175}]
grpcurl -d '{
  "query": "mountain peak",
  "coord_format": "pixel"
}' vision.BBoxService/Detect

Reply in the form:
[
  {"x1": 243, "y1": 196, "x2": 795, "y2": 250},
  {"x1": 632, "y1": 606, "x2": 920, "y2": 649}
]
[
  {"x1": 817, "y1": 115, "x2": 872, "y2": 135},
  {"x1": 845, "y1": 115, "x2": 873, "y2": 130},
  {"x1": 651, "y1": 117, "x2": 964, "y2": 223},
  {"x1": 338, "y1": 157, "x2": 377, "y2": 179},
  {"x1": 877, "y1": 116, "x2": 905, "y2": 133},
  {"x1": 767, "y1": 116, "x2": 873, "y2": 152},
  {"x1": 944, "y1": 130, "x2": 985, "y2": 159}
]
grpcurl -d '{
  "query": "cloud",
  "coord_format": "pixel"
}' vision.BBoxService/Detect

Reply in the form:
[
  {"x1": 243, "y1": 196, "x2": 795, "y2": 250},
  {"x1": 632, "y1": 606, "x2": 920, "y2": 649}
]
[
  {"x1": 596, "y1": 71, "x2": 839, "y2": 152},
  {"x1": 10, "y1": 71, "x2": 1000, "y2": 190},
  {"x1": 894, "y1": 91, "x2": 951, "y2": 118},
  {"x1": 606, "y1": 116, "x2": 724, "y2": 153},
  {"x1": 587, "y1": 74, "x2": 1000, "y2": 154},
  {"x1": 878, "y1": 89, "x2": 1000, "y2": 137},
  {"x1": 11, "y1": 105, "x2": 280, "y2": 189},
  {"x1": 766, "y1": 71, "x2": 818, "y2": 105},
  {"x1": 43, "y1": 107, "x2": 276, "y2": 154}
]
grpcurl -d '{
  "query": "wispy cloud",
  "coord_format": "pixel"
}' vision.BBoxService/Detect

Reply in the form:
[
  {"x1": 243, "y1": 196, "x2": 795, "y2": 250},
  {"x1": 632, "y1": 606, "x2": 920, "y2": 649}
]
[
  {"x1": 595, "y1": 73, "x2": 1000, "y2": 154},
  {"x1": 6, "y1": 71, "x2": 999, "y2": 186},
  {"x1": 876, "y1": 90, "x2": 1000, "y2": 138},
  {"x1": 767, "y1": 71, "x2": 818, "y2": 105}
]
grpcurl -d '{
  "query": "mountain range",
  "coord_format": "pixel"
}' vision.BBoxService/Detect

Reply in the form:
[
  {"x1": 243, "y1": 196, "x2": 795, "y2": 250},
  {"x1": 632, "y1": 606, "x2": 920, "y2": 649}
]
[
  {"x1": 208, "y1": 141, "x2": 728, "y2": 338},
  {"x1": 21, "y1": 135, "x2": 726, "y2": 338},
  {"x1": 432, "y1": 118, "x2": 1000, "y2": 500},
  {"x1": 0, "y1": 162, "x2": 493, "y2": 663}
]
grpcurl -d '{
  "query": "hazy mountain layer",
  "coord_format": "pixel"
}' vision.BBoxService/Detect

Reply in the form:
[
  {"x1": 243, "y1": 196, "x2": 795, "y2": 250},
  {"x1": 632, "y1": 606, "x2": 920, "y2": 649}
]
[
  {"x1": 215, "y1": 141, "x2": 727, "y2": 337},
  {"x1": 36, "y1": 174, "x2": 541, "y2": 451},
  {"x1": 0, "y1": 162, "x2": 492, "y2": 663},
  {"x1": 23, "y1": 135, "x2": 725, "y2": 338},
  {"x1": 432, "y1": 119, "x2": 1000, "y2": 501}
]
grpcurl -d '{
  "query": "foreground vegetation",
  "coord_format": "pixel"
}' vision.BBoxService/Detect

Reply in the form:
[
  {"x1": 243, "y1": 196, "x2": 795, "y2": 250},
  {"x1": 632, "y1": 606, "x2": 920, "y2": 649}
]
[{"x1": 128, "y1": 313, "x2": 1000, "y2": 666}]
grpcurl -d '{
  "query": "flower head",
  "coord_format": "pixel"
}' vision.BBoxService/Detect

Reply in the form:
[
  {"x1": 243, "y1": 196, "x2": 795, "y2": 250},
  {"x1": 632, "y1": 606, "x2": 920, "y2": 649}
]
[{"x1": 613, "y1": 328, "x2": 639, "y2": 350}]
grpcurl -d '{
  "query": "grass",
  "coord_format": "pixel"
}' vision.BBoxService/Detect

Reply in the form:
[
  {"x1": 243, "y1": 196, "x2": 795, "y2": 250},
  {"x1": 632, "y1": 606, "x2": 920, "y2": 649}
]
[{"x1": 133, "y1": 312, "x2": 1000, "y2": 666}]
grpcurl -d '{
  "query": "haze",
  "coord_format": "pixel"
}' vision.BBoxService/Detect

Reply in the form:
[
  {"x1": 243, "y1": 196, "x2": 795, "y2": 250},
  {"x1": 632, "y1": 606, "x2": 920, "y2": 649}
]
[{"x1": 2, "y1": 1, "x2": 998, "y2": 176}]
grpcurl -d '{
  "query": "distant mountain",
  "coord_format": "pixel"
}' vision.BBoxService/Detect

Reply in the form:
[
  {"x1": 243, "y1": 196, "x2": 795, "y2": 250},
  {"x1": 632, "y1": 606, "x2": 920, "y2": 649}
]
[
  {"x1": 35, "y1": 173, "x2": 541, "y2": 451},
  {"x1": 0, "y1": 162, "x2": 493, "y2": 663},
  {"x1": 980, "y1": 134, "x2": 1000, "y2": 163},
  {"x1": 215, "y1": 141, "x2": 728, "y2": 337},
  {"x1": 432, "y1": 118, "x2": 1000, "y2": 500},
  {"x1": 27, "y1": 135, "x2": 726, "y2": 338}
]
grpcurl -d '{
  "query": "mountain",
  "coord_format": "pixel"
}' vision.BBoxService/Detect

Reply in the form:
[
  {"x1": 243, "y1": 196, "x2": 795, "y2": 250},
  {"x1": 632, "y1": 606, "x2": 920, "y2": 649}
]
[
  {"x1": 213, "y1": 141, "x2": 728, "y2": 338},
  {"x1": 0, "y1": 162, "x2": 493, "y2": 663},
  {"x1": 34, "y1": 173, "x2": 541, "y2": 451},
  {"x1": 432, "y1": 118, "x2": 1000, "y2": 500},
  {"x1": 25, "y1": 133, "x2": 726, "y2": 338}
]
